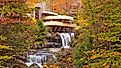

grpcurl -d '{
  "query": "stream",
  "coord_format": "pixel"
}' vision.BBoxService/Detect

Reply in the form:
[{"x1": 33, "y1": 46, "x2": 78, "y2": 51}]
[{"x1": 25, "y1": 33, "x2": 74, "y2": 68}]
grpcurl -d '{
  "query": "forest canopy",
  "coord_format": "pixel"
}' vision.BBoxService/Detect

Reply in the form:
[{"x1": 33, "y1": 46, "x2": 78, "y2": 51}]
[{"x1": 72, "y1": 0, "x2": 121, "y2": 68}]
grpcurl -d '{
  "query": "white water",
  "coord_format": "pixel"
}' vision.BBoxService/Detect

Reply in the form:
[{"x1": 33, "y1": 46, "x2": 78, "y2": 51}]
[
  {"x1": 25, "y1": 51, "x2": 56, "y2": 68},
  {"x1": 25, "y1": 33, "x2": 74, "y2": 67},
  {"x1": 59, "y1": 33, "x2": 74, "y2": 48}
]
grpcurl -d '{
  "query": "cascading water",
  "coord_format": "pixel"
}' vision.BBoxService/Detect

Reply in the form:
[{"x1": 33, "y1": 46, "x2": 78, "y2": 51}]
[
  {"x1": 25, "y1": 33, "x2": 74, "y2": 67},
  {"x1": 25, "y1": 51, "x2": 56, "y2": 68},
  {"x1": 59, "y1": 33, "x2": 74, "y2": 48},
  {"x1": 25, "y1": 55, "x2": 44, "y2": 68}
]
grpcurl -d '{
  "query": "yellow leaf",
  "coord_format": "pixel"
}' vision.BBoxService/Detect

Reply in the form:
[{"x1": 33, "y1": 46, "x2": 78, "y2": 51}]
[
  {"x1": 80, "y1": 58, "x2": 84, "y2": 61},
  {"x1": 104, "y1": 65, "x2": 110, "y2": 68},
  {"x1": 90, "y1": 55, "x2": 96, "y2": 59},
  {"x1": 67, "y1": 57, "x2": 72, "y2": 62},
  {"x1": 43, "y1": 64, "x2": 48, "y2": 68},
  {"x1": 0, "y1": 56, "x2": 13, "y2": 60},
  {"x1": 0, "y1": 45, "x2": 14, "y2": 50},
  {"x1": 91, "y1": 50, "x2": 95, "y2": 52}
]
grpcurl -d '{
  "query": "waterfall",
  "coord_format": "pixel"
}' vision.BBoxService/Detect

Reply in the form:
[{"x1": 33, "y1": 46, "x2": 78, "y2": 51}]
[
  {"x1": 25, "y1": 51, "x2": 56, "y2": 68},
  {"x1": 59, "y1": 33, "x2": 74, "y2": 48},
  {"x1": 25, "y1": 33, "x2": 74, "y2": 67},
  {"x1": 25, "y1": 55, "x2": 43, "y2": 68}
]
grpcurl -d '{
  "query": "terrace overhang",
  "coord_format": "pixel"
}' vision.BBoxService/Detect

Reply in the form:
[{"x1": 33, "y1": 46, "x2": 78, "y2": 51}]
[
  {"x1": 42, "y1": 11, "x2": 58, "y2": 16},
  {"x1": 44, "y1": 21, "x2": 76, "y2": 28},
  {"x1": 43, "y1": 15, "x2": 74, "y2": 21}
]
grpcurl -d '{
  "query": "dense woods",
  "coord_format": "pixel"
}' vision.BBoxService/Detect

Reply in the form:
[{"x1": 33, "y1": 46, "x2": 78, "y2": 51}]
[
  {"x1": 48, "y1": 0, "x2": 81, "y2": 15},
  {"x1": 0, "y1": 0, "x2": 121, "y2": 68},
  {"x1": 0, "y1": 22, "x2": 36, "y2": 67},
  {"x1": 0, "y1": 0, "x2": 46, "y2": 67},
  {"x1": 72, "y1": 0, "x2": 121, "y2": 68}
]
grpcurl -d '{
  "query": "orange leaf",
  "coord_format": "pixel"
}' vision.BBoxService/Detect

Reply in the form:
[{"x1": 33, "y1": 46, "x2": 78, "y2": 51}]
[{"x1": 90, "y1": 55, "x2": 96, "y2": 59}]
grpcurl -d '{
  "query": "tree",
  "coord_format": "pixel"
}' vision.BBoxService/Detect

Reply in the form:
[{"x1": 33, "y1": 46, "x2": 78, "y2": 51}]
[
  {"x1": 72, "y1": 0, "x2": 121, "y2": 68},
  {"x1": 48, "y1": 0, "x2": 81, "y2": 15},
  {"x1": 34, "y1": 20, "x2": 46, "y2": 48},
  {"x1": 0, "y1": 36, "x2": 14, "y2": 68},
  {"x1": 0, "y1": 0, "x2": 32, "y2": 19},
  {"x1": 0, "y1": 22, "x2": 37, "y2": 68},
  {"x1": 0, "y1": 0, "x2": 37, "y2": 67},
  {"x1": 26, "y1": 0, "x2": 47, "y2": 8}
]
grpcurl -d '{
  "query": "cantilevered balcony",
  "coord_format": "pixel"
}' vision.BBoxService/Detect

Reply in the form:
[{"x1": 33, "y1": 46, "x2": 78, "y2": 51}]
[{"x1": 44, "y1": 21, "x2": 76, "y2": 28}]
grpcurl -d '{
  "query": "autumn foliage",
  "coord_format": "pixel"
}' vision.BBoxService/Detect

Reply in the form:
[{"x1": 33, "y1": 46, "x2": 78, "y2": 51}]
[
  {"x1": 0, "y1": 18, "x2": 35, "y2": 26},
  {"x1": 49, "y1": 0, "x2": 80, "y2": 15},
  {"x1": 72, "y1": 0, "x2": 121, "y2": 68},
  {"x1": 0, "y1": 0, "x2": 38, "y2": 68}
]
